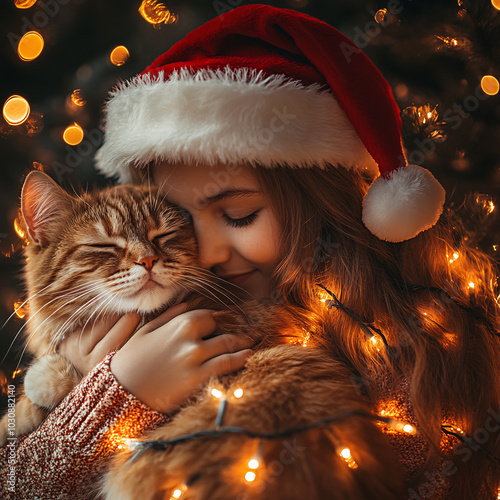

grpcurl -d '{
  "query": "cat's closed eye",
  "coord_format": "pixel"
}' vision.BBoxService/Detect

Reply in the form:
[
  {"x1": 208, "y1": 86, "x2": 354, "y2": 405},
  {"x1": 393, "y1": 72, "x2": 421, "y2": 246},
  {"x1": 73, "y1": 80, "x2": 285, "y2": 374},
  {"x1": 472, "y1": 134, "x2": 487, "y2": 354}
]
[
  {"x1": 84, "y1": 243, "x2": 121, "y2": 249},
  {"x1": 152, "y1": 231, "x2": 177, "y2": 244}
]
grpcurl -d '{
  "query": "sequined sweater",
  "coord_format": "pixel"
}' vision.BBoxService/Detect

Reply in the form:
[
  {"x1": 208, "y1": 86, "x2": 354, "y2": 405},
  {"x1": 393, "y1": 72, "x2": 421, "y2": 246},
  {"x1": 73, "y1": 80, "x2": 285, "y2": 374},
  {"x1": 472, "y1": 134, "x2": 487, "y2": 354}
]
[{"x1": 0, "y1": 350, "x2": 488, "y2": 500}]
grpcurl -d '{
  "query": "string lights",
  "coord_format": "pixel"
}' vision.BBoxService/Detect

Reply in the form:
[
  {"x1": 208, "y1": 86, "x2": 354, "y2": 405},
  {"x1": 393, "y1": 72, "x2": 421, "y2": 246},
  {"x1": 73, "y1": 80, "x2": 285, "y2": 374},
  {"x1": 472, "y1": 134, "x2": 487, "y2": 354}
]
[{"x1": 125, "y1": 387, "x2": 418, "y2": 498}]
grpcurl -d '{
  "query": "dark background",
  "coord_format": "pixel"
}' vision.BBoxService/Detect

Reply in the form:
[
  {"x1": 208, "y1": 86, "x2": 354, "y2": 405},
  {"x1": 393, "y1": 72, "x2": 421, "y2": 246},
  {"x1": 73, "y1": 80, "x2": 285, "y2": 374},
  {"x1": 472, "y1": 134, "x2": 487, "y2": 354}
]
[{"x1": 0, "y1": 0, "x2": 499, "y2": 402}]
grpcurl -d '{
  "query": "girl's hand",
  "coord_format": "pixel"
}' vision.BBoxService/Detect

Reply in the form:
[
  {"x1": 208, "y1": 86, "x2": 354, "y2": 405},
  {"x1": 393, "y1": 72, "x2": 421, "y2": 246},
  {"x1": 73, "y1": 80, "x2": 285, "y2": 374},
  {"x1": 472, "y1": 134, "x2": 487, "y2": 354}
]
[
  {"x1": 109, "y1": 303, "x2": 255, "y2": 413},
  {"x1": 58, "y1": 312, "x2": 141, "y2": 377}
]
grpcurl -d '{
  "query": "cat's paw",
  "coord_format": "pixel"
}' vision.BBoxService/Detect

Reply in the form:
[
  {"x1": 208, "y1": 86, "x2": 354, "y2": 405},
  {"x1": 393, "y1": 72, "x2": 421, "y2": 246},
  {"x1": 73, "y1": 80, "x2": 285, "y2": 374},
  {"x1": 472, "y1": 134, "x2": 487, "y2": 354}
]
[{"x1": 24, "y1": 353, "x2": 81, "y2": 409}]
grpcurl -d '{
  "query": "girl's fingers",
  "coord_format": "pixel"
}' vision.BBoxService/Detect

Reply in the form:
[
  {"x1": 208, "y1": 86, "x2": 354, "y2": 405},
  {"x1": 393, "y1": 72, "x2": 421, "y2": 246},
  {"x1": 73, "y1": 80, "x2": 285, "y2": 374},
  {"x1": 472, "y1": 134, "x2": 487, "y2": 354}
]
[
  {"x1": 200, "y1": 334, "x2": 254, "y2": 362},
  {"x1": 200, "y1": 349, "x2": 254, "y2": 379},
  {"x1": 59, "y1": 313, "x2": 121, "y2": 356},
  {"x1": 93, "y1": 312, "x2": 141, "y2": 356},
  {"x1": 137, "y1": 302, "x2": 189, "y2": 334}
]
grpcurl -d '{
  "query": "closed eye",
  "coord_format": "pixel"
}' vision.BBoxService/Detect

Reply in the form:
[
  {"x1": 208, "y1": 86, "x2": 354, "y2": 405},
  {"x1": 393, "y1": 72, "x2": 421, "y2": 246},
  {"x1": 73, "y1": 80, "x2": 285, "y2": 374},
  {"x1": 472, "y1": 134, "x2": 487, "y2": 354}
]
[
  {"x1": 153, "y1": 231, "x2": 177, "y2": 243},
  {"x1": 84, "y1": 243, "x2": 120, "y2": 249}
]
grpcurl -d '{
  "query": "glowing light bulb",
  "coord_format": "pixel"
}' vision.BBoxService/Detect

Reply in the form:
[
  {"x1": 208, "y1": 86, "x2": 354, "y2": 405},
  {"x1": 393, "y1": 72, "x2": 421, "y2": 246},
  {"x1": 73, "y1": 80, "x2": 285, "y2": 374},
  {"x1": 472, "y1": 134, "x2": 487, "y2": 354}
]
[
  {"x1": 248, "y1": 459, "x2": 259, "y2": 469},
  {"x1": 492, "y1": 0, "x2": 500, "y2": 11},
  {"x1": 110, "y1": 46, "x2": 129, "y2": 66},
  {"x1": 245, "y1": 471, "x2": 256, "y2": 482},
  {"x1": 3, "y1": 95, "x2": 30, "y2": 126},
  {"x1": 17, "y1": 31, "x2": 44, "y2": 61},
  {"x1": 481, "y1": 75, "x2": 500, "y2": 96},
  {"x1": 63, "y1": 123, "x2": 84, "y2": 145},
  {"x1": 211, "y1": 388, "x2": 222, "y2": 399},
  {"x1": 469, "y1": 282, "x2": 475, "y2": 289},
  {"x1": 171, "y1": 489, "x2": 183, "y2": 499},
  {"x1": 339, "y1": 447, "x2": 358, "y2": 469},
  {"x1": 388, "y1": 418, "x2": 417, "y2": 435},
  {"x1": 233, "y1": 388, "x2": 243, "y2": 399}
]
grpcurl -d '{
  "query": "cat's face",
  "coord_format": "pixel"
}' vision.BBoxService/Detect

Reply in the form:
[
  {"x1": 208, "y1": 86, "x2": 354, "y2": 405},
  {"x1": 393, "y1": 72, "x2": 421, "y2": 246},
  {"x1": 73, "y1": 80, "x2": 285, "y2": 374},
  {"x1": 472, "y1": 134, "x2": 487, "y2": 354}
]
[{"x1": 21, "y1": 172, "x2": 198, "y2": 329}]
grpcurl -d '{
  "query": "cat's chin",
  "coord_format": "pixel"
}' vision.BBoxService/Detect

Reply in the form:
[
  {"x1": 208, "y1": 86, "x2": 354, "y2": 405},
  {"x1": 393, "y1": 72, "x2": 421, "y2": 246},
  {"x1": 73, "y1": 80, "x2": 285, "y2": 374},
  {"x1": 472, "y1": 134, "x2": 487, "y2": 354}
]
[{"x1": 115, "y1": 286, "x2": 186, "y2": 316}]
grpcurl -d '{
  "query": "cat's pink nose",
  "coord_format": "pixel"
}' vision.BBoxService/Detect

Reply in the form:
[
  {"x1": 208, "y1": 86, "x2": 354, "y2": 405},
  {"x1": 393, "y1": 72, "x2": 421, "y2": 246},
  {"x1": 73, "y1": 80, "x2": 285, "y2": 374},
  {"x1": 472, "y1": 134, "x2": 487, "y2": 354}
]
[{"x1": 137, "y1": 255, "x2": 158, "y2": 271}]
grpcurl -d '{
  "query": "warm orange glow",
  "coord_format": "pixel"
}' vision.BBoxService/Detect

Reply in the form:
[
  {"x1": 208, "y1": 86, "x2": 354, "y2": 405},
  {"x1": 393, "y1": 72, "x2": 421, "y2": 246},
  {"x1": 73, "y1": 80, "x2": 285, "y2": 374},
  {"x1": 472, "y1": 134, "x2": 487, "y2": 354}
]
[
  {"x1": 14, "y1": 0, "x2": 37, "y2": 8},
  {"x1": 14, "y1": 218, "x2": 26, "y2": 240},
  {"x1": 12, "y1": 369, "x2": 22, "y2": 379},
  {"x1": 233, "y1": 388, "x2": 243, "y2": 399},
  {"x1": 211, "y1": 388, "x2": 222, "y2": 399},
  {"x1": 374, "y1": 8, "x2": 387, "y2": 24},
  {"x1": 3, "y1": 95, "x2": 30, "y2": 126},
  {"x1": 110, "y1": 46, "x2": 130, "y2": 66},
  {"x1": 492, "y1": 0, "x2": 500, "y2": 11},
  {"x1": 170, "y1": 487, "x2": 185, "y2": 499},
  {"x1": 32, "y1": 161, "x2": 44, "y2": 171},
  {"x1": 487, "y1": 201, "x2": 495, "y2": 214},
  {"x1": 339, "y1": 447, "x2": 358, "y2": 468},
  {"x1": 139, "y1": 0, "x2": 178, "y2": 24},
  {"x1": 14, "y1": 300, "x2": 27, "y2": 319},
  {"x1": 245, "y1": 471, "x2": 256, "y2": 482},
  {"x1": 71, "y1": 89, "x2": 86, "y2": 107},
  {"x1": 387, "y1": 418, "x2": 417, "y2": 435},
  {"x1": 302, "y1": 330, "x2": 311, "y2": 347},
  {"x1": 481, "y1": 75, "x2": 500, "y2": 96},
  {"x1": 63, "y1": 123, "x2": 84, "y2": 145},
  {"x1": 248, "y1": 458, "x2": 259, "y2": 469},
  {"x1": 18, "y1": 31, "x2": 44, "y2": 61},
  {"x1": 469, "y1": 282, "x2": 475, "y2": 289}
]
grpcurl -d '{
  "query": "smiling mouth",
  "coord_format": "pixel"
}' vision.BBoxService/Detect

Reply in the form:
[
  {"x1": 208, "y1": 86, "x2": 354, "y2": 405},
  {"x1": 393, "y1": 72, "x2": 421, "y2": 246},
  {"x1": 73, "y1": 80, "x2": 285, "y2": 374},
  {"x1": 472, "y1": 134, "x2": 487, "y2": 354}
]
[{"x1": 220, "y1": 270, "x2": 257, "y2": 286}]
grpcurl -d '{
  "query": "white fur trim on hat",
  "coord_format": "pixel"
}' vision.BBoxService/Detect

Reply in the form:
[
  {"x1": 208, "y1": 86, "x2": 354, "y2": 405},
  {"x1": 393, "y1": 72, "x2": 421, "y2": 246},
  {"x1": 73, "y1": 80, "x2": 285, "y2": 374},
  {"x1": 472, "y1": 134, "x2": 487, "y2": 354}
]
[
  {"x1": 361, "y1": 164, "x2": 446, "y2": 243},
  {"x1": 95, "y1": 67, "x2": 378, "y2": 183}
]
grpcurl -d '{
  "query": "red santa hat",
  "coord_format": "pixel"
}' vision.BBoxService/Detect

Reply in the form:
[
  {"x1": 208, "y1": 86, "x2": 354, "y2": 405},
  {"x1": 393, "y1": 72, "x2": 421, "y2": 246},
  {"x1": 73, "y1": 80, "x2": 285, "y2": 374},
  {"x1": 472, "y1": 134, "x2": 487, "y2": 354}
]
[{"x1": 95, "y1": 4, "x2": 446, "y2": 243}]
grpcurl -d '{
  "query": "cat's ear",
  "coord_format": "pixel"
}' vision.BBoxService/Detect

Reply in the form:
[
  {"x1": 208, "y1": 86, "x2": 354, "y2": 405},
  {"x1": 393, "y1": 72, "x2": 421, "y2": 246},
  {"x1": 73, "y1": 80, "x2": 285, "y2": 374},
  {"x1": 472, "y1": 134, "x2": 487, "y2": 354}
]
[{"x1": 21, "y1": 171, "x2": 74, "y2": 246}]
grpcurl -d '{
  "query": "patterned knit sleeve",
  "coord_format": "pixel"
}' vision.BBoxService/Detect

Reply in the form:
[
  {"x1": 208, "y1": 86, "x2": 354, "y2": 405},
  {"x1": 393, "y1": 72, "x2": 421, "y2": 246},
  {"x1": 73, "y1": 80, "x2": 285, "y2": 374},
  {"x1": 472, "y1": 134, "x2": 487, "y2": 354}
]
[{"x1": 0, "y1": 349, "x2": 171, "y2": 500}]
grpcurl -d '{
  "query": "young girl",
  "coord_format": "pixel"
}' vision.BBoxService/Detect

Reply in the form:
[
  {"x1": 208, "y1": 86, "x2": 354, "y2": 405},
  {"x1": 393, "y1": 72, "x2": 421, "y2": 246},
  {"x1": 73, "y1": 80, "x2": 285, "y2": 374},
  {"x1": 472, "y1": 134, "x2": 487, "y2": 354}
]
[{"x1": 1, "y1": 4, "x2": 499, "y2": 499}]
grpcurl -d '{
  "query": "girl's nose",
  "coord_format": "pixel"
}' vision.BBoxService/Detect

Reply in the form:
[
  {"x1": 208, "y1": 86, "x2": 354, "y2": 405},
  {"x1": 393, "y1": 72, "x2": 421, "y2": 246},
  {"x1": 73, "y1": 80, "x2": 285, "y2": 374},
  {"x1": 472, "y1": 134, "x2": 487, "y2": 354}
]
[{"x1": 195, "y1": 225, "x2": 231, "y2": 269}]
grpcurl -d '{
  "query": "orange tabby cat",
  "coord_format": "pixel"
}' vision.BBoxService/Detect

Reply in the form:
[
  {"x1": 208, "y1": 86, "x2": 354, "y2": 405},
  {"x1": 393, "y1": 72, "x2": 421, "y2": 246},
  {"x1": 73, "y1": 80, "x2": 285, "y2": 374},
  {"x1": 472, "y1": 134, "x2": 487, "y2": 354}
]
[{"x1": 0, "y1": 171, "x2": 299, "y2": 446}]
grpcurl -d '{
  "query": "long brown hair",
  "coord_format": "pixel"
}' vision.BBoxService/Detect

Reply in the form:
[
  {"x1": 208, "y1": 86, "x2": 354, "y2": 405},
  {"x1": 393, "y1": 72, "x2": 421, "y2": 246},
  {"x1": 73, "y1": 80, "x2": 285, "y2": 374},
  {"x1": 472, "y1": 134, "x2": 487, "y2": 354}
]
[{"x1": 252, "y1": 163, "x2": 500, "y2": 498}]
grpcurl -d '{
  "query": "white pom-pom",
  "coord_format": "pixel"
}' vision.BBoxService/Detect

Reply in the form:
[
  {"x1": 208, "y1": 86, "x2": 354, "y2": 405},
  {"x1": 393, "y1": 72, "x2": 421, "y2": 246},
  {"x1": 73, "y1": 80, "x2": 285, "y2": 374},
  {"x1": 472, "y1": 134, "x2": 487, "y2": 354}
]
[{"x1": 361, "y1": 164, "x2": 446, "y2": 243}]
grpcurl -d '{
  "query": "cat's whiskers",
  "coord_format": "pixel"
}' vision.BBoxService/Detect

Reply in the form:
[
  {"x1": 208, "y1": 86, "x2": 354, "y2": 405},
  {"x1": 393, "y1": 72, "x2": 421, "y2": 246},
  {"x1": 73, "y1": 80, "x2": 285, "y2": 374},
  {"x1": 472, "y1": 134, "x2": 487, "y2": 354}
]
[
  {"x1": 181, "y1": 276, "x2": 246, "y2": 317},
  {"x1": 15, "y1": 289, "x2": 107, "y2": 370},
  {"x1": 0, "y1": 279, "x2": 111, "y2": 364},
  {"x1": 0, "y1": 278, "x2": 108, "y2": 333},
  {"x1": 50, "y1": 290, "x2": 113, "y2": 349}
]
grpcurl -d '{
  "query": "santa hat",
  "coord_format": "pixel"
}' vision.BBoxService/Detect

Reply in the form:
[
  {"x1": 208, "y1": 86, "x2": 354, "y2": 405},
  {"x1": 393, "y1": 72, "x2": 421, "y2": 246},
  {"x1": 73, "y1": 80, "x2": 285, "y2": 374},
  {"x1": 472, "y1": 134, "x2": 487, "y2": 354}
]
[{"x1": 95, "y1": 4, "x2": 446, "y2": 243}]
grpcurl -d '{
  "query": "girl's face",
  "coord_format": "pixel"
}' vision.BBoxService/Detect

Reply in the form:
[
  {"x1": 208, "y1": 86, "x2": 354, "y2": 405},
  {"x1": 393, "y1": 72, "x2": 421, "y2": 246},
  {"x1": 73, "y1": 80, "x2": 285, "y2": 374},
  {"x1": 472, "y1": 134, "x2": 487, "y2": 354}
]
[{"x1": 152, "y1": 161, "x2": 282, "y2": 299}]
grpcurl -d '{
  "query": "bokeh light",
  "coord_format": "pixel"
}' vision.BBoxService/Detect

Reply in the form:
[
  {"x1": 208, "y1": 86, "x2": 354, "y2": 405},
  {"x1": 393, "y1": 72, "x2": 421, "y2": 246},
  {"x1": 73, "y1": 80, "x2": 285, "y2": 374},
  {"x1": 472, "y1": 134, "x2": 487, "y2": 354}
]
[
  {"x1": 138, "y1": 0, "x2": 177, "y2": 24},
  {"x1": 481, "y1": 75, "x2": 499, "y2": 96},
  {"x1": 14, "y1": 0, "x2": 37, "y2": 8},
  {"x1": 110, "y1": 46, "x2": 130, "y2": 66},
  {"x1": 71, "y1": 89, "x2": 87, "y2": 107},
  {"x1": 492, "y1": 0, "x2": 500, "y2": 11},
  {"x1": 17, "y1": 31, "x2": 44, "y2": 61},
  {"x1": 63, "y1": 123, "x2": 84, "y2": 145},
  {"x1": 3, "y1": 96, "x2": 30, "y2": 126}
]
